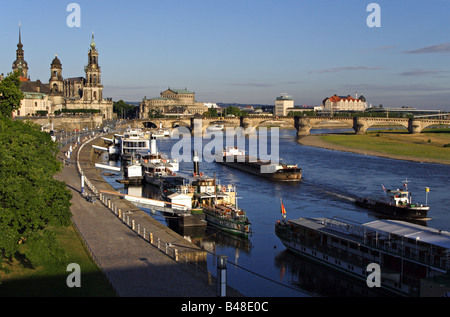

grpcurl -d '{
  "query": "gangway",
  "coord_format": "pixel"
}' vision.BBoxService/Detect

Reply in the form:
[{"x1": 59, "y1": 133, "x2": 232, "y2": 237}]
[
  {"x1": 94, "y1": 163, "x2": 121, "y2": 172},
  {"x1": 98, "y1": 189, "x2": 191, "y2": 216}
]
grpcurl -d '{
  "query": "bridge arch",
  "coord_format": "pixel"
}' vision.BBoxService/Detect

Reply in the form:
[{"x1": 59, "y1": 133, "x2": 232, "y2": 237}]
[
  {"x1": 353, "y1": 117, "x2": 410, "y2": 134},
  {"x1": 142, "y1": 121, "x2": 158, "y2": 129}
]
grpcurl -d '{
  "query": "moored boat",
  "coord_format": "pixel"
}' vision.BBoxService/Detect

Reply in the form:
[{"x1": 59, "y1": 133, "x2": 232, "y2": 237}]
[
  {"x1": 355, "y1": 180, "x2": 430, "y2": 220},
  {"x1": 116, "y1": 128, "x2": 152, "y2": 162},
  {"x1": 161, "y1": 151, "x2": 251, "y2": 237},
  {"x1": 275, "y1": 214, "x2": 450, "y2": 296},
  {"x1": 216, "y1": 147, "x2": 302, "y2": 181},
  {"x1": 202, "y1": 203, "x2": 250, "y2": 237}
]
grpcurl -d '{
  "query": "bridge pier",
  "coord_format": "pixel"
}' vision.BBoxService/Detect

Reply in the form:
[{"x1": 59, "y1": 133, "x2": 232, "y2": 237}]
[
  {"x1": 294, "y1": 116, "x2": 311, "y2": 136},
  {"x1": 408, "y1": 118, "x2": 421, "y2": 134},
  {"x1": 353, "y1": 117, "x2": 368, "y2": 135}
]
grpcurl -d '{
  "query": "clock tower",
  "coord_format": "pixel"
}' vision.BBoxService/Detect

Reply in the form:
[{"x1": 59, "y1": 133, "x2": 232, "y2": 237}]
[{"x1": 83, "y1": 32, "x2": 103, "y2": 102}]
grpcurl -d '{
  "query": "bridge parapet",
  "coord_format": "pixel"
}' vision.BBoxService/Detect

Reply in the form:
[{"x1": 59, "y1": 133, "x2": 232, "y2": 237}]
[{"x1": 135, "y1": 116, "x2": 450, "y2": 135}]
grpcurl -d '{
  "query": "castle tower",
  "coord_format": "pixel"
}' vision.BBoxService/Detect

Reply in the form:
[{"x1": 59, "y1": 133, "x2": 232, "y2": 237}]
[
  {"x1": 12, "y1": 23, "x2": 29, "y2": 81},
  {"x1": 83, "y1": 32, "x2": 103, "y2": 102}
]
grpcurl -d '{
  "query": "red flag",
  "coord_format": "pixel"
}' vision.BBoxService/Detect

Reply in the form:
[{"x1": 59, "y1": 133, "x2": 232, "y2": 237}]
[{"x1": 281, "y1": 200, "x2": 286, "y2": 216}]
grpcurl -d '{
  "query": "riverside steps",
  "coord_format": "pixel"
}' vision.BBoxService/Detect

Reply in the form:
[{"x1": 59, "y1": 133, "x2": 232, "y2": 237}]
[{"x1": 56, "y1": 133, "x2": 242, "y2": 297}]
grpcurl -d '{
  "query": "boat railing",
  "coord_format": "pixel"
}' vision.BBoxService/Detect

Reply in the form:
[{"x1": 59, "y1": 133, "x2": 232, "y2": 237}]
[
  {"x1": 322, "y1": 217, "x2": 371, "y2": 240},
  {"x1": 299, "y1": 218, "x2": 450, "y2": 272}
]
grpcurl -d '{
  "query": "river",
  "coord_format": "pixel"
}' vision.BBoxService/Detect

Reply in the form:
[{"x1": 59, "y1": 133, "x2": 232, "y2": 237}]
[{"x1": 102, "y1": 128, "x2": 450, "y2": 297}]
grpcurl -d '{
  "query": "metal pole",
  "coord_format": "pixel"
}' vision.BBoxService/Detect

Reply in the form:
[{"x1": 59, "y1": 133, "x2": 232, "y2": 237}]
[
  {"x1": 81, "y1": 172, "x2": 85, "y2": 194},
  {"x1": 217, "y1": 255, "x2": 227, "y2": 297}
]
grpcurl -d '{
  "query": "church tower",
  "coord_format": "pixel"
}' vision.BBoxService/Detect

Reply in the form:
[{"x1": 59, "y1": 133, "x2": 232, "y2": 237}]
[
  {"x1": 83, "y1": 32, "x2": 103, "y2": 102},
  {"x1": 49, "y1": 54, "x2": 64, "y2": 110},
  {"x1": 50, "y1": 54, "x2": 63, "y2": 93},
  {"x1": 12, "y1": 23, "x2": 29, "y2": 81}
]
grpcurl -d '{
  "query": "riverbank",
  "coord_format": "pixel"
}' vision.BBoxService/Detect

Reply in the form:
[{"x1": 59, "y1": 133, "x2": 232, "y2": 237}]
[{"x1": 297, "y1": 131, "x2": 450, "y2": 165}]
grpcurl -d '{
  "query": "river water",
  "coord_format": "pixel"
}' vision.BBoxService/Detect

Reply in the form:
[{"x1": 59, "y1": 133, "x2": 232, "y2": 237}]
[{"x1": 102, "y1": 128, "x2": 450, "y2": 297}]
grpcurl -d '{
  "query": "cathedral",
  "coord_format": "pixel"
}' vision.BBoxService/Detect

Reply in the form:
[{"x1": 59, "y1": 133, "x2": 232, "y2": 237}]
[{"x1": 8, "y1": 26, "x2": 113, "y2": 120}]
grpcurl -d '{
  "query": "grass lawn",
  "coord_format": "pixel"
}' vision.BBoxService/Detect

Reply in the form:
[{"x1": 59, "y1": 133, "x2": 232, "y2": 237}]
[
  {"x1": 0, "y1": 223, "x2": 117, "y2": 297},
  {"x1": 319, "y1": 128, "x2": 450, "y2": 164}
]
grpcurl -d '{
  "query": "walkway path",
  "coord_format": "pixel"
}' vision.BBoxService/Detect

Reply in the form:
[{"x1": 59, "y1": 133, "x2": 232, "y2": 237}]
[{"x1": 55, "y1": 135, "x2": 239, "y2": 297}]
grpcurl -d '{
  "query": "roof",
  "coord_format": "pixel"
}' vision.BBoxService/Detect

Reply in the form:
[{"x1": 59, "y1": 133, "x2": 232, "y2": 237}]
[
  {"x1": 23, "y1": 92, "x2": 48, "y2": 99},
  {"x1": 168, "y1": 193, "x2": 191, "y2": 199},
  {"x1": 20, "y1": 80, "x2": 50, "y2": 94},
  {"x1": 65, "y1": 77, "x2": 85, "y2": 82},
  {"x1": 364, "y1": 219, "x2": 450, "y2": 249},
  {"x1": 276, "y1": 95, "x2": 294, "y2": 101},
  {"x1": 165, "y1": 88, "x2": 194, "y2": 94},
  {"x1": 51, "y1": 55, "x2": 62, "y2": 67},
  {"x1": 149, "y1": 97, "x2": 173, "y2": 101},
  {"x1": 291, "y1": 217, "x2": 450, "y2": 251}
]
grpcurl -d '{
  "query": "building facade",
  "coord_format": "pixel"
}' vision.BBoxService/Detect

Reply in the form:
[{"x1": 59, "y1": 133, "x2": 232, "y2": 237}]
[
  {"x1": 139, "y1": 88, "x2": 207, "y2": 118},
  {"x1": 274, "y1": 94, "x2": 294, "y2": 116},
  {"x1": 9, "y1": 27, "x2": 113, "y2": 119},
  {"x1": 322, "y1": 94, "x2": 367, "y2": 112}
]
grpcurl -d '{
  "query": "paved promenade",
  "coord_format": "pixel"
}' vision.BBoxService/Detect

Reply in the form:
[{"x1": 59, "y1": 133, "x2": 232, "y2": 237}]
[{"x1": 55, "y1": 135, "x2": 240, "y2": 297}]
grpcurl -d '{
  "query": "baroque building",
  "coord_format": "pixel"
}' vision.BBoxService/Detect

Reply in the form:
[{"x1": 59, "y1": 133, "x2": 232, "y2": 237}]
[
  {"x1": 322, "y1": 94, "x2": 367, "y2": 112},
  {"x1": 9, "y1": 27, "x2": 113, "y2": 119},
  {"x1": 139, "y1": 88, "x2": 207, "y2": 118}
]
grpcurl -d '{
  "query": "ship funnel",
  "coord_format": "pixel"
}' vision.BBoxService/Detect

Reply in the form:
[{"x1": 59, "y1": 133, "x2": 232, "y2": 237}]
[
  {"x1": 150, "y1": 136, "x2": 157, "y2": 155},
  {"x1": 193, "y1": 150, "x2": 199, "y2": 175}
]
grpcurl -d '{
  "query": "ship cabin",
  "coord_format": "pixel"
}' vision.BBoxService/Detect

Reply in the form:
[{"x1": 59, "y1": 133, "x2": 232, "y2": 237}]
[
  {"x1": 277, "y1": 217, "x2": 450, "y2": 296},
  {"x1": 172, "y1": 175, "x2": 237, "y2": 209},
  {"x1": 386, "y1": 188, "x2": 411, "y2": 206}
]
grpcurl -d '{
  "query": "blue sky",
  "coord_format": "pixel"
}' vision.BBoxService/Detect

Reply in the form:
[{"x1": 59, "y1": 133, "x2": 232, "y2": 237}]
[{"x1": 1, "y1": 0, "x2": 450, "y2": 110}]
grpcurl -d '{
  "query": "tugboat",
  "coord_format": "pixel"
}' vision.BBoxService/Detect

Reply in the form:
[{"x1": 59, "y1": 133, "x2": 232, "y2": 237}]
[
  {"x1": 202, "y1": 203, "x2": 250, "y2": 237},
  {"x1": 216, "y1": 147, "x2": 302, "y2": 181},
  {"x1": 355, "y1": 179, "x2": 430, "y2": 220}
]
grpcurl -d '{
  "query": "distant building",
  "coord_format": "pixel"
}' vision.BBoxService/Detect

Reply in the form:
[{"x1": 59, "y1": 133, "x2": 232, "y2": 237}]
[
  {"x1": 139, "y1": 88, "x2": 207, "y2": 118},
  {"x1": 204, "y1": 102, "x2": 219, "y2": 108},
  {"x1": 8, "y1": 26, "x2": 113, "y2": 119},
  {"x1": 322, "y1": 94, "x2": 367, "y2": 112},
  {"x1": 274, "y1": 94, "x2": 294, "y2": 116}
]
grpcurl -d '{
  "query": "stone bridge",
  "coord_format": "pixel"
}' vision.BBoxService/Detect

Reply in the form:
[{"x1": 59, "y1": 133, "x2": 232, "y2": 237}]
[{"x1": 136, "y1": 116, "x2": 450, "y2": 136}]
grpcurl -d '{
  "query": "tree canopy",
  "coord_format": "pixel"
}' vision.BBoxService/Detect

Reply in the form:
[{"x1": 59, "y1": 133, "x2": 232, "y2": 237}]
[
  {"x1": 0, "y1": 71, "x2": 24, "y2": 118},
  {"x1": 113, "y1": 100, "x2": 136, "y2": 119},
  {"x1": 0, "y1": 72, "x2": 72, "y2": 268}
]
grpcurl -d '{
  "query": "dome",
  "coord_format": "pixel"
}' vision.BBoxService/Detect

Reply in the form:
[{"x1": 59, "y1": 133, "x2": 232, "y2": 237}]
[
  {"x1": 12, "y1": 59, "x2": 28, "y2": 69},
  {"x1": 51, "y1": 54, "x2": 62, "y2": 68}
]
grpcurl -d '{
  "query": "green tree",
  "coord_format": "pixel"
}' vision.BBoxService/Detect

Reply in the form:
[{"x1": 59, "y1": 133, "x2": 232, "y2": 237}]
[
  {"x1": 113, "y1": 100, "x2": 136, "y2": 118},
  {"x1": 0, "y1": 117, "x2": 72, "y2": 266},
  {"x1": 203, "y1": 108, "x2": 218, "y2": 117},
  {"x1": 0, "y1": 71, "x2": 24, "y2": 118},
  {"x1": 224, "y1": 106, "x2": 247, "y2": 117}
]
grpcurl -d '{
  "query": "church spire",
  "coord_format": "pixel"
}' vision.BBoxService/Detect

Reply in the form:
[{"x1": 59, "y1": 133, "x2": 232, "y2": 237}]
[
  {"x1": 90, "y1": 32, "x2": 96, "y2": 50},
  {"x1": 17, "y1": 22, "x2": 24, "y2": 54},
  {"x1": 13, "y1": 22, "x2": 28, "y2": 80}
]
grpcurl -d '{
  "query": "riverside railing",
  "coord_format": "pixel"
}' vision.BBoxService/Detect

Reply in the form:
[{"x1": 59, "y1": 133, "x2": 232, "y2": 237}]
[{"x1": 73, "y1": 135, "x2": 208, "y2": 273}]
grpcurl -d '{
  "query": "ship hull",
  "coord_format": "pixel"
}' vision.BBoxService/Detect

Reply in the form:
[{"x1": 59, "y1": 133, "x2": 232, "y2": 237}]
[
  {"x1": 355, "y1": 198, "x2": 429, "y2": 219},
  {"x1": 204, "y1": 213, "x2": 250, "y2": 236},
  {"x1": 218, "y1": 160, "x2": 302, "y2": 181},
  {"x1": 274, "y1": 220, "x2": 407, "y2": 296}
]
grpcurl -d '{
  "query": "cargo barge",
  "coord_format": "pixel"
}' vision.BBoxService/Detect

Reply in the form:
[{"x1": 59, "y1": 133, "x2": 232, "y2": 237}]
[{"x1": 216, "y1": 147, "x2": 302, "y2": 181}]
